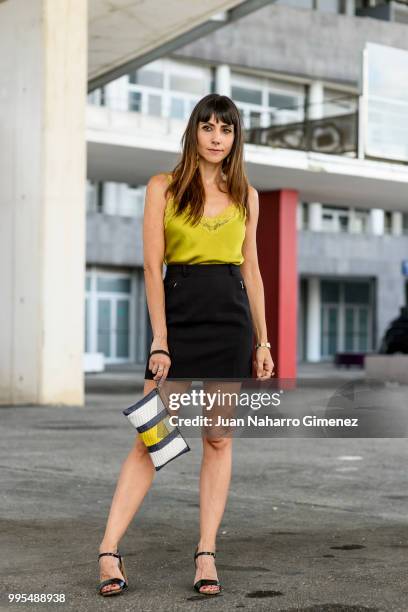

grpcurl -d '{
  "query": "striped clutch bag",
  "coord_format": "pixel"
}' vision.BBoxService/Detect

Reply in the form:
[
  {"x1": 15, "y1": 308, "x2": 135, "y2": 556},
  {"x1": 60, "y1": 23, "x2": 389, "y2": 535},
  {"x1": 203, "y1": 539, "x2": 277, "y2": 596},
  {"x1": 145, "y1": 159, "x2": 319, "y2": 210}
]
[{"x1": 123, "y1": 386, "x2": 190, "y2": 471}]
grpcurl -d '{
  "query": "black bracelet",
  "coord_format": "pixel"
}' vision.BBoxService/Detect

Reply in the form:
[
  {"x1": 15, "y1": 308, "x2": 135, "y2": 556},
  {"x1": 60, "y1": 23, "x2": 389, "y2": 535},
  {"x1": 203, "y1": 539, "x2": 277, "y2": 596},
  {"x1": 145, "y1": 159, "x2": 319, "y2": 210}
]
[{"x1": 149, "y1": 349, "x2": 170, "y2": 358}]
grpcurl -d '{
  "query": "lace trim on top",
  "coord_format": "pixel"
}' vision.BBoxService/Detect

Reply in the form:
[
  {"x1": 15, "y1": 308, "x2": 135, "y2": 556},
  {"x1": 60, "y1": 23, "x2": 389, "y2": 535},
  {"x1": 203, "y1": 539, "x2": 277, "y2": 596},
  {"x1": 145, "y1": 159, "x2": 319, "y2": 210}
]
[{"x1": 164, "y1": 198, "x2": 245, "y2": 232}]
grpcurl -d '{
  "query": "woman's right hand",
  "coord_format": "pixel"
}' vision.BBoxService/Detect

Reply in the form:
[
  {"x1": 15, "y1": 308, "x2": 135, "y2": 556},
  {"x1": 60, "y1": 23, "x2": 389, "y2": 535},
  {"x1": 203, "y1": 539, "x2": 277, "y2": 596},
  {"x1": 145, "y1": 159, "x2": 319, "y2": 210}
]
[{"x1": 149, "y1": 341, "x2": 171, "y2": 383}]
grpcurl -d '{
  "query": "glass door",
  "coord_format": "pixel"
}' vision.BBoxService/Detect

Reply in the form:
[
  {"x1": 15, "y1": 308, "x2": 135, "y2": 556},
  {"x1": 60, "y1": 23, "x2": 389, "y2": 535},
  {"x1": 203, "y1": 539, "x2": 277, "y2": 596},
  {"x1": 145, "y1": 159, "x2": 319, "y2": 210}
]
[
  {"x1": 116, "y1": 298, "x2": 130, "y2": 359},
  {"x1": 321, "y1": 305, "x2": 339, "y2": 357},
  {"x1": 319, "y1": 279, "x2": 373, "y2": 359},
  {"x1": 86, "y1": 270, "x2": 134, "y2": 364},
  {"x1": 345, "y1": 306, "x2": 370, "y2": 352},
  {"x1": 96, "y1": 296, "x2": 131, "y2": 363}
]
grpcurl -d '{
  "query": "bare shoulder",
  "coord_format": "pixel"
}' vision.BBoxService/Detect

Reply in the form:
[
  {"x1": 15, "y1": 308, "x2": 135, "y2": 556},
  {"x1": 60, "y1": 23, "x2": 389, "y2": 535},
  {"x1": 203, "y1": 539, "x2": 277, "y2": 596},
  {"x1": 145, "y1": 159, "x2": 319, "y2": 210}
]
[
  {"x1": 145, "y1": 173, "x2": 171, "y2": 212},
  {"x1": 247, "y1": 185, "x2": 259, "y2": 212},
  {"x1": 146, "y1": 173, "x2": 170, "y2": 194},
  {"x1": 248, "y1": 185, "x2": 259, "y2": 200}
]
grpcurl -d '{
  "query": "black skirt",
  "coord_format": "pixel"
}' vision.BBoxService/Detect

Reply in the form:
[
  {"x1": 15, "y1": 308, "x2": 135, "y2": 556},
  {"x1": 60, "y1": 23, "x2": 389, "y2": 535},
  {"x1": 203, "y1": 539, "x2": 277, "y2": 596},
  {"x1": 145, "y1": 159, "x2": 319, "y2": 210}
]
[{"x1": 144, "y1": 263, "x2": 254, "y2": 380}]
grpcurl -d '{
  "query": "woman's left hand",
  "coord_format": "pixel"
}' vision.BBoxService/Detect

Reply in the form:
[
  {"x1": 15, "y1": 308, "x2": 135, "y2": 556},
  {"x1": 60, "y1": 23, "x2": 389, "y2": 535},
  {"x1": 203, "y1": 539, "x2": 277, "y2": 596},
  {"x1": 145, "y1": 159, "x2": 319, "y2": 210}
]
[{"x1": 254, "y1": 348, "x2": 275, "y2": 379}]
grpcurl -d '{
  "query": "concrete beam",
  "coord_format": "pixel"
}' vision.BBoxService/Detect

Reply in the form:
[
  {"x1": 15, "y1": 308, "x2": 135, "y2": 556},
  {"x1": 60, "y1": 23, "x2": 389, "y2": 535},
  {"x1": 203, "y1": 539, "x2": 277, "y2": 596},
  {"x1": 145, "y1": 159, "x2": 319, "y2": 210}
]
[{"x1": 88, "y1": 0, "x2": 274, "y2": 92}]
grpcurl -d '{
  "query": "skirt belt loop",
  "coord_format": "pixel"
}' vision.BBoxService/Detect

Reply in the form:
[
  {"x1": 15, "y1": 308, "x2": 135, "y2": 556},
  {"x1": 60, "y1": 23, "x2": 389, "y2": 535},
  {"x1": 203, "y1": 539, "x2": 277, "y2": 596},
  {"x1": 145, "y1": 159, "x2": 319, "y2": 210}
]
[{"x1": 182, "y1": 264, "x2": 189, "y2": 277}]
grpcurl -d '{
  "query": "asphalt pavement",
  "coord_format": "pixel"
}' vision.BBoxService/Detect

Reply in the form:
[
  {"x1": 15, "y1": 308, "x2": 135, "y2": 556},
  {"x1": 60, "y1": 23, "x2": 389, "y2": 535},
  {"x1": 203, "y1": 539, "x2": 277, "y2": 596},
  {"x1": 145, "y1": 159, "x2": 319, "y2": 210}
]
[{"x1": 1, "y1": 363, "x2": 407, "y2": 612}]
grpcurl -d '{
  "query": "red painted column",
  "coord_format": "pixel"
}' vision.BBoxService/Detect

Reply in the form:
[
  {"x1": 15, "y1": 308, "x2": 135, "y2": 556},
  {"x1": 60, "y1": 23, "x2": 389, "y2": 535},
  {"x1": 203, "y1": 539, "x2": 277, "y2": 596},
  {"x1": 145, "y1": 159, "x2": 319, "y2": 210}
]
[{"x1": 256, "y1": 190, "x2": 298, "y2": 379}]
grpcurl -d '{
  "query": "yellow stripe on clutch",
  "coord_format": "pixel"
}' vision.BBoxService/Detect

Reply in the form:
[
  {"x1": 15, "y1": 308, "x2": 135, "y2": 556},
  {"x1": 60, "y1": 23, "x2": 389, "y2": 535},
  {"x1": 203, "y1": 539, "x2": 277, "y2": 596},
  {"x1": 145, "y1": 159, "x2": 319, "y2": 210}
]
[{"x1": 139, "y1": 418, "x2": 173, "y2": 447}]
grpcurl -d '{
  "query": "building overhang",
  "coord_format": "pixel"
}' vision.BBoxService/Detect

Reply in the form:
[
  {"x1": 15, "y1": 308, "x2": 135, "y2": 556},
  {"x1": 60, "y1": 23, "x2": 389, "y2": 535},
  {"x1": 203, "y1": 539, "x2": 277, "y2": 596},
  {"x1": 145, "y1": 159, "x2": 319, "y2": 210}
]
[
  {"x1": 86, "y1": 106, "x2": 408, "y2": 211},
  {"x1": 88, "y1": 0, "x2": 272, "y2": 91}
]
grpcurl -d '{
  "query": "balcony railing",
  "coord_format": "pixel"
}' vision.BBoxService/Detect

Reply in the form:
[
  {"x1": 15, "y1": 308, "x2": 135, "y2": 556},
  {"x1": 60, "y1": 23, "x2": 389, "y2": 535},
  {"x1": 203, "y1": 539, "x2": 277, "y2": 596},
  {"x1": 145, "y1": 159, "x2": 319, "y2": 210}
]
[{"x1": 245, "y1": 95, "x2": 359, "y2": 156}]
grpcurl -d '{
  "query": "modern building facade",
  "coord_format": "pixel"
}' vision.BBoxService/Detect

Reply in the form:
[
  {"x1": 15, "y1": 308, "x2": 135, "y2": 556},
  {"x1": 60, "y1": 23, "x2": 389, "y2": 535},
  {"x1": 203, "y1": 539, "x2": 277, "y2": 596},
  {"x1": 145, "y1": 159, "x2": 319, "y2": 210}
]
[{"x1": 85, "y1": 1, "x2": 408, "y2": 371}]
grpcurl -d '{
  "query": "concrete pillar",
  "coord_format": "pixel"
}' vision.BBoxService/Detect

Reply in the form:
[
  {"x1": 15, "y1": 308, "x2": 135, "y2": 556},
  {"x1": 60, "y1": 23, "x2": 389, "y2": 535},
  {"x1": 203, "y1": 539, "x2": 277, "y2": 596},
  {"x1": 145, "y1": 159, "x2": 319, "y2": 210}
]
[
  {"x1": 348, "y1": 208, "x2": 358, "y2": 233},
  {"x1": 306, "y1": 82, "x2": 324, "y2": 233},
  {"x1": 297, "y1": 202, "x2": 303, "y2": 230},
  {"x1": 0, "y1": 0, "x2": 87, "y2": 405},
  {"x1": 306, "y1": 278, "x2": 321, "y2": 362},
  {"x1": 104, "y1": 182, "x2": 118, "y2": 215},
  {"x1": 370, "y1": 208, "x2": 385, "y2": 235},
  {"x1": 308, "y1": 81, "x2": 324, "y2": 120},
  {"x1": 391, "y1": 211, "x2": 403, "y2": 236},
  {"x1": 215, "y1": 64, "x2": 231, "y2": 97},
  {"x1": 339, "y1": 0, "x2": 355, "y2": 15},
  {"x1": 257, "y1": 190, "x2": 298, "y2": 378},
  {"x1": 309, "y1": 202, "x2": 323, "y2": 231},
  {"x1": 344, "y1": 0, "x2": 355, "y2": 15}
]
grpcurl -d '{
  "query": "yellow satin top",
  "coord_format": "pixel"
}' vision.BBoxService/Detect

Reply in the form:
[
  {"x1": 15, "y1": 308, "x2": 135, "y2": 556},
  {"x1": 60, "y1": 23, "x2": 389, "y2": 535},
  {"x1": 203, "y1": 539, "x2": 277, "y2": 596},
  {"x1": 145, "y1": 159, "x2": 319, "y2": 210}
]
[{"x1": 163, "y1": 176, "x2": 247, "y2": 265}]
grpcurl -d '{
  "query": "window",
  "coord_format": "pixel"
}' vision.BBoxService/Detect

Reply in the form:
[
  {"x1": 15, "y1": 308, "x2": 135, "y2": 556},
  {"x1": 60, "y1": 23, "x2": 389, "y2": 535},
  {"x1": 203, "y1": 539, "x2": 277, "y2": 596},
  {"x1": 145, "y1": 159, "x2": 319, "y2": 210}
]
[
  {"x1": 268, "y1": 80, "x2": 305, "y2": 124},
  {"x1": 320, "y1": 279, "x2": 373, "y2": 357},
  {"x1": 169, "y1": 74, "x2": 206, "y2": 95},
  {"x1": 86, "y1": 181, "x2": 104, "y2": 213},
  {"x1": 232, "y1": 73, "x2": 306, "y2": 129},
  {"x1": 232, "y1": 85, "x2": 262, "y2": 106},
  {"x1": 129, "y1": 91, "x2": 142, "y2": 112},
  {"x1": 323, "y1": 88, "x2": 358, "y2": 118},
  {"x1": 86, "y1": 270, "x2": 135, "y2": 363},
  {"x1": 339, "y1": 215, "x2": 349, "y2": 232},
  {"x1": 148, "y1": 94, "x2": 162, "y2": 116},
  {"x1": 126, "y1": 185, "x2": 145, "y2": 217},
  {"x1": 301, "y1": 202, "x2": 309, "y2": 229},
  {"x1": 268, "y1": 92, "x2": 298, "y2": 110},
  {"x1": 403, "y1": 213, "x2": 408, "y2": 235},
  {"x1": 344, "y1": 282, "x2": 370, "y2": 304},
  {"x1": 87, "y1": 87, "x2": 106, "y2": 106},
  {"x1": 126, "y1": 59, "x2": 211, "y2": 119},
  {"x1": 384, "y1": 211, "x2": 392, "y2": 234},
  {"x1": 129, "y1": 69, "x2": 163, "y2": 88},
  {"x1": 321, "y1": 281, "x2": 340, "y2": 303},
  {"x1": 170, "y1": 97, "x2": 185, "y2": 119},
  {"x1": 97, "y1": 277, "x2": 132, "y2": 293},
  {"x1": 321, "y1": 206, "x2": 349, "y2": 233}
]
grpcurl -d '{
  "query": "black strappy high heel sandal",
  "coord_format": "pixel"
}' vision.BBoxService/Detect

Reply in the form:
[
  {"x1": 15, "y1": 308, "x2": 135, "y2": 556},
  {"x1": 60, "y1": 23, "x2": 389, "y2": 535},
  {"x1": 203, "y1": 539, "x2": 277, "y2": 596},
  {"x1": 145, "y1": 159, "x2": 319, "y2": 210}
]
[
  {"x1": 98, "y1": 551, "x2": 128, "y2": 597},
  {"x1": 193, "y1": 546, "x2": 222, "y2": 595}
]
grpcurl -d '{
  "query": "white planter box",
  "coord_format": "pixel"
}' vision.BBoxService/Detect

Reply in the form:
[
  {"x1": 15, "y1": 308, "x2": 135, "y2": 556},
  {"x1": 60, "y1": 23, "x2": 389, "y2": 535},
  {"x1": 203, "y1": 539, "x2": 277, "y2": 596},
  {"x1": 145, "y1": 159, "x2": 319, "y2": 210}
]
[{"x1": 84, "y1": 352, "x2": 105, "y2": 373}]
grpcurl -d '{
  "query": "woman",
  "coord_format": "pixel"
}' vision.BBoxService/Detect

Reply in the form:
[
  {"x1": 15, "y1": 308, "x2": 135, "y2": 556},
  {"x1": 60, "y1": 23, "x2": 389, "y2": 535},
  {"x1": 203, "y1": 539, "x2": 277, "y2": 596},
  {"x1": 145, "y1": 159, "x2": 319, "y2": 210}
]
[{"x1": 97, "y1": 93, "x2": 275, "y2": 597}]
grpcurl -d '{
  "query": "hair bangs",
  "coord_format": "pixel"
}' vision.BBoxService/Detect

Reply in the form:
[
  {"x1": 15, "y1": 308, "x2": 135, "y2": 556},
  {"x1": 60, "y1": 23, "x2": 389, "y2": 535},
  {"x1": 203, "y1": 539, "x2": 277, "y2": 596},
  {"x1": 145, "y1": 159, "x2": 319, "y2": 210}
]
[{"x1": 196, "y1": 97, "x2": 238, "y2": 128}]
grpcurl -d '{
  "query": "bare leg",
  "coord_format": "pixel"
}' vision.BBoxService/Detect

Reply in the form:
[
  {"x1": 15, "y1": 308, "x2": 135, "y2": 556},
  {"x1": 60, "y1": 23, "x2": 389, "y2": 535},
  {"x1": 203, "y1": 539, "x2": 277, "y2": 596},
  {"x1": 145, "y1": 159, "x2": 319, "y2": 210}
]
[
  {"x1": 98, "y1": 378, "x2": 192, "y2": 594},
  {"x1": 98, "y1": 379, "x2": 157, "y2": 594},
  {"x1": 194, "y1": 381, "x2": 240, "y2": 593}
]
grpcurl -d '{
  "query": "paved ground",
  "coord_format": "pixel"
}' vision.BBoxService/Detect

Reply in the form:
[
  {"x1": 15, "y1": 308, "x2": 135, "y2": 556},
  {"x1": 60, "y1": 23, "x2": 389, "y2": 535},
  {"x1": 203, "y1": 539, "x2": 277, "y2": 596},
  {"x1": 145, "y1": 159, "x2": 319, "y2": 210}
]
[{"x1": 1, "y1": 364, "x2": 407, "y2": 612}]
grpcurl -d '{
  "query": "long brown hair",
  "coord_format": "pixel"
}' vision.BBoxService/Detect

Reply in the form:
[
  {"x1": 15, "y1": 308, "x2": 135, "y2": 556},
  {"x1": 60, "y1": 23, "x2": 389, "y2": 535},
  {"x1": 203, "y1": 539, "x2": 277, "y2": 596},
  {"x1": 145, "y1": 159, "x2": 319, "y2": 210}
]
[{"x1": 166, "y1": 93, "x2": 250, "y2": 226}]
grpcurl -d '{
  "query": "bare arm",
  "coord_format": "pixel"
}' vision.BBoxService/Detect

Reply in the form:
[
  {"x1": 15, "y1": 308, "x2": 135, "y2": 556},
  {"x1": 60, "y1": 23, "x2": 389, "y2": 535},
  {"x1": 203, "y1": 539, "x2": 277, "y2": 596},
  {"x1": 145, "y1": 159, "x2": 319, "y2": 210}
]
[
  {"x1": 240, "y1": 186, "x2": 275, "y2": 379},
  {"x1": 143, "y1": 173, "x2": 171, "y2": 382}
]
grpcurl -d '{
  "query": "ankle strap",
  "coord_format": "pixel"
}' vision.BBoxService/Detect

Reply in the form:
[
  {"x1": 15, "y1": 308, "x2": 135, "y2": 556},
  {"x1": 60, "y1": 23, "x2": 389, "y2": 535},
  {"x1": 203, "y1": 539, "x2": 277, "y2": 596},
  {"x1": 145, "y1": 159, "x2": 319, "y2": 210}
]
[
  {"x1": 98, "y1": 552, "x2": 120, "y2": 560},
  {"x1": 194, "y1": 551, "x2": 216, "y2": 559}
]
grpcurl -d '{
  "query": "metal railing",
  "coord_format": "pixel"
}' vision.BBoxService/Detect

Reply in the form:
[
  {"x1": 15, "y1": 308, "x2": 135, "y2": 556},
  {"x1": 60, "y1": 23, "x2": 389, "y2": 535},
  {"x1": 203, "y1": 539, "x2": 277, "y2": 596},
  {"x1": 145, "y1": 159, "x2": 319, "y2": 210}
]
[{"x1": 245, "y1": 95, "x2": 359, "y2": 156}]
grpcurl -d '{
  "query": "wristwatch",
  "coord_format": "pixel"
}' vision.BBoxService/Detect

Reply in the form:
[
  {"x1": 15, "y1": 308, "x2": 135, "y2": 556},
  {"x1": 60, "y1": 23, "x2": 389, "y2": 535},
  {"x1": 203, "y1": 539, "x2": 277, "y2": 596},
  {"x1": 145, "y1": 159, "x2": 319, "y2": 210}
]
[{"x1": 255, "y1": 341, "x2": 271, "y2": 349}]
